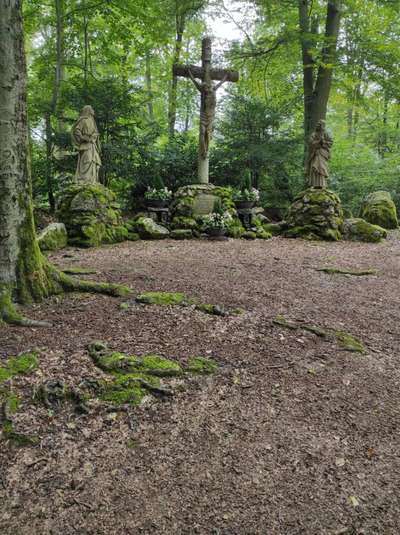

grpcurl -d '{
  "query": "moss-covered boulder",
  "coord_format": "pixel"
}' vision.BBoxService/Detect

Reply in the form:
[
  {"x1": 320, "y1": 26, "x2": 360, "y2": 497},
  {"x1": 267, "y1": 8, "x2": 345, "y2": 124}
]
[
  {"x1": 285, "y1": 188, "x2": 343, "y2": 241},
  {"x1": 360, "y1": 191, "x2": 398, "y2": 229},
  {"x1": 38, "y1": 222, "x2": 68, "y2": 251},
  {"x1": 171, "y1": 229, "x2": 193, "y2": 240},
  {"x1": 135, "y1": 217, "x2": 170, "y2": 239},
  {"x1": 343, "y1": 218, "x2": 387, "y2": 243},
  {"x1": 57, "y1": 183, "x2": 128, "y2": 247},
  {"x1": 263, "y1": 222, "x2": 286, "y2": 236}
]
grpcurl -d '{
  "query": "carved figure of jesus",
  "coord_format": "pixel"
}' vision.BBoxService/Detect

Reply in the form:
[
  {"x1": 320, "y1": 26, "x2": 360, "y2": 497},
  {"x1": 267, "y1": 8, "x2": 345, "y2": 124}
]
[{"x1": 188, "y1": 70, "x2": 228, "y2": 160}]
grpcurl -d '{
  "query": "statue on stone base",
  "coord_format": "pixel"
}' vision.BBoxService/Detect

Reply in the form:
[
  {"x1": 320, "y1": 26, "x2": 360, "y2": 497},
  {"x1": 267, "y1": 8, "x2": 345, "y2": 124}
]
[
  {"x1": 71, "y1": 105, "x2": 101, "y2": 183},
  {"x1": 306, "y1": 120, "x2": 333, "y2": 189}
]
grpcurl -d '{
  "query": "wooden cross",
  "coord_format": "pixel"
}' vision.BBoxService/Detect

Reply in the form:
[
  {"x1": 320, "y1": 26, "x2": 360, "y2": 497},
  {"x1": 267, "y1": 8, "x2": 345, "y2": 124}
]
[{"x1": 173, "y1": 37, "x2": 239, "y2": 184}]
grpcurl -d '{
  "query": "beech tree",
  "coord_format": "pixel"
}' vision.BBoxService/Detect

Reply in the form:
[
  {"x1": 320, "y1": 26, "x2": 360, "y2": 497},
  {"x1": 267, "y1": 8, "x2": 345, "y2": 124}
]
[
  {"x1": 298, "y1": 0, "x2": 342, "y2": 144},
  {"x1": 0, "y1": 0, "x2": 128, "y2": 326}
]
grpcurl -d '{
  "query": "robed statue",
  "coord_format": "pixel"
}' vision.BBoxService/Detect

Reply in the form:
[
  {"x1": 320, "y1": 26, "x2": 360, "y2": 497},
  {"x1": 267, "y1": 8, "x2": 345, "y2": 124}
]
[
  {"x1": 306, "y1": 120, "x2": 333, "y2": 189},
  {"x1": 71, "y1": 105, "x2": 101, "y2": 183}
]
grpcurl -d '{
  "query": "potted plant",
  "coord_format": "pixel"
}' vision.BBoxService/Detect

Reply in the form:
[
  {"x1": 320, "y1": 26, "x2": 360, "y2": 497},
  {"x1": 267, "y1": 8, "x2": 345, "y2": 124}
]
[
  {"x1": 203, "y1": 201, "x2": 232, "y2": 237},
  {"x1": 233, "y1": 174, "x2": 260, "y2": 209},
  {"x1": 144, "y1": 177, "x2": 173, "y2": 208}
]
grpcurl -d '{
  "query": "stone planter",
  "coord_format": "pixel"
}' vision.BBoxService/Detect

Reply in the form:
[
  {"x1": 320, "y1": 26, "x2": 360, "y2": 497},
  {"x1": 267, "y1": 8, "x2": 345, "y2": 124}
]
[
  {"x1": 145, "y1": 199, "x2": 170, "y2": 209},
  {"x1": 206, "y1": 227, "x2": 226, "y2": 237},
  {"x1": 235, "y1": 200, "x2": 255, "y2": 210}
]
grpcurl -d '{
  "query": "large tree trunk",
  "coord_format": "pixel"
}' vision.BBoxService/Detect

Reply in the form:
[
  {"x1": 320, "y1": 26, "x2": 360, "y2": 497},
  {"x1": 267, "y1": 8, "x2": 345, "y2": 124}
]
[
  {"x1": 299, "y1": 0, "x2": 342, "y2": 148},
  {"x1": 0, "y1": 0, "x2": 129, "y2": 325},
  {"x1": 168, "y1": 15, "x2": 185, "y2": 136},
  {"x1": 0, "y1": 0, "x2": 54, "y2": 322}
]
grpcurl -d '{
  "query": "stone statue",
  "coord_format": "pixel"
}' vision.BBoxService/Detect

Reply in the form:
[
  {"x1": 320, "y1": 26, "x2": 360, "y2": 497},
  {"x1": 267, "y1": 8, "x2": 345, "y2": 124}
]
[
  {"x1": 188, "y1": 69, "x2": 228, "y2": 160},
  {"x1": 306, "y1": 120, "x2": 333, "y2": 189},
  {"x1": 71, "y1": 105, "x2": 101, "y2": 183}
]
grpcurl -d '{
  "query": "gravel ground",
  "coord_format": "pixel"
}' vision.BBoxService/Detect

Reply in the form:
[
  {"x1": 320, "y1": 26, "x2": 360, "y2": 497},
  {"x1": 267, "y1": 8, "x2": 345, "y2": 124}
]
[{"x1": 1, "y1": 234, "x2": 400, "y2": 534}]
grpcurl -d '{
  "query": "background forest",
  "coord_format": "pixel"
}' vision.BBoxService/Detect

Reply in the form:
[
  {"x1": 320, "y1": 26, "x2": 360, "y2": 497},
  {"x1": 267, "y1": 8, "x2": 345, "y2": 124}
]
[{"x1": 25, "y1": 0, "x2": 400, "y2": 217}]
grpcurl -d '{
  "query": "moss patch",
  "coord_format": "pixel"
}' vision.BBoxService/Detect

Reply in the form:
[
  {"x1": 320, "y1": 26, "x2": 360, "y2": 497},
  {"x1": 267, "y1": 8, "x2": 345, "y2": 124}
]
[
  {"x1": 335, "y1": 331, "x2": 366, "y2": 353},
  {"x1": 316, "y1": 267, "x2": 378, "y2": 276},
  {"x1": 136, "y1": 291, "x2": 190, "y2": 306},
  {"x1": 0, "y1": 353, "x2": 40, "y2": 447},
  {"x1": 0, "y1": 352, "x2": 39, "y2": 384},
  {"x1": 272, "y1": 316, "x2": 366, "y2": 353},
  {"x1": 88, "y1": 342, "x2": 218, "y2": 406},
  {"x1": 186, "y1": 357, "x2": 218, "y2": 375}
]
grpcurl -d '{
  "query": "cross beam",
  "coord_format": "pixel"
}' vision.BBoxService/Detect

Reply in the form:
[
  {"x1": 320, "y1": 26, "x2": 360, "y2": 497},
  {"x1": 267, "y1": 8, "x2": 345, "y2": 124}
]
[
  {"x1": 173, "y1": 64, "x2": 239, "y2": 83},
  {"x1": 173, "y1": 37, "x2": 239, "y2": 184}
]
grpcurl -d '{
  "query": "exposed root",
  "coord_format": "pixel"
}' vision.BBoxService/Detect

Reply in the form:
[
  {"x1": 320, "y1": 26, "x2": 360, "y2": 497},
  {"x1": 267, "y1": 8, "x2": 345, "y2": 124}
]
[{"x1": 0, "y1": 264, "x2": 131, "y2": 327}]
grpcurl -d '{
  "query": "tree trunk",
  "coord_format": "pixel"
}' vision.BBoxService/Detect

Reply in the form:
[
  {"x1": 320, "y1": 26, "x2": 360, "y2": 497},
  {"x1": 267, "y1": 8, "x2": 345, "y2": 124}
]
[
  {"x1": 168, "y1": 15, "x2": 185, "y2": 136},
  {"x1": 299, "y1": 0, "x2": 342, "y2": 149},
  {"x1": 0, "y1": 0, "x2": 129, "y2": 325},
  {"x1": 145, "y1": 50, "x2": 154, "y2": 120}
]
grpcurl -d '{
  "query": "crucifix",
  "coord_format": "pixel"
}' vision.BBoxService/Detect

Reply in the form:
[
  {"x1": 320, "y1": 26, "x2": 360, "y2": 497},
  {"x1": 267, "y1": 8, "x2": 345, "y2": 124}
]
[{"x1": 173, "y1": 37, "x2": 239, "y2": 184}]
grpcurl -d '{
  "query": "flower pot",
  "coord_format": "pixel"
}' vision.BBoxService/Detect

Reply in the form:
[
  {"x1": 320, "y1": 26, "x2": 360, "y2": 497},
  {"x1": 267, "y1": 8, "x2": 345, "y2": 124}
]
[
  {"x1": 146, "y1": 199, "x2": 169, "y2": 209},
  {"x1": 235, "y1": 200, "x2": 255, "y2": 210},
  {"x1": 206, "y1": 227, "x2": 226, "y2": 237}
]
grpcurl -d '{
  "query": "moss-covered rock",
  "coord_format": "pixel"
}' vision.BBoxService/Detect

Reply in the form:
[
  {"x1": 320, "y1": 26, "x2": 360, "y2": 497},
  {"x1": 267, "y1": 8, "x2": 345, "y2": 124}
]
[
  {"x1": 242, "y1": 231, "x2": 257, "y2": 240},
  {"x1": 285, "y1": 188, "x2": 343, "y2": 241},
  {"x1": 263, "y1": 222, "x2": 286, "y2": 236},
  {"x1": 171, "y1": 229, "x2": 193, "y2": 240},
  {"x1": 135, "y1": 217, "x2": 169, "y2": 239},
  {"x1": 256, "y1": 229, "x2": 272, "y2": 240},
  {"x1": 171, "y1": 216, "x2": 197, "y2": 230},
  {"x1": 57, "y1": 183, "x2": 128, "y2": 247},
  {"x1": 360, "y1": 191, "x2": 398, "y2": 229},
  {"x1": 38, "y1": 223, "x2": 68, "y2": 251},
  {"x1": 343, "y1": 218, "x2": 387, "y2": 243}
]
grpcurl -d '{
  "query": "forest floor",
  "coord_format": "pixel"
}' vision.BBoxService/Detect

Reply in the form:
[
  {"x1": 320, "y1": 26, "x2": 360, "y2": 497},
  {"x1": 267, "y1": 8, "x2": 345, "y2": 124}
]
[{"x1": 1, "y1": 234, "x2": 400, "y2": 534}]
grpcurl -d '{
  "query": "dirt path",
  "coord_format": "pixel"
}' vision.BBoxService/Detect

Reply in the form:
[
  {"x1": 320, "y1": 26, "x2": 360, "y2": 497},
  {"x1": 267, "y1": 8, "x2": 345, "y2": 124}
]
[{"x1": 1, "y1": 234, "x2": 400, "y2": 534}]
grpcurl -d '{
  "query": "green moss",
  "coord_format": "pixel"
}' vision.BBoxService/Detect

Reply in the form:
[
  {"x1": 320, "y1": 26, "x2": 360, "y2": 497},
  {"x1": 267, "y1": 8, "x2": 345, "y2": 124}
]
[
  {"x1": 171, "y1": 229, "x2": 193, "y2": 240},
  {"x1": 0, "y1": 352, "x2": 39, "y2": 384},
  {"x1": 38, "y1": 224, "x2": 68, "y2": 252},
  {"x1": 256, "y1": 229, "x2": 272, "y2": 240},
  {"x1": 140, "y1": 355, "x2": 182, "y2": 377},
  {"x1": 127, "y1": 232, "x2": 140, "y2": 241},
  {"x1": 263, "y1": 223, "x2": 283, "y2": 236},
  {"x1": 335, "y1": 331, "x2": 366, "y2": 353},
  {"x1": 226, "y1": 223, "x2": 245, "y2": 239},
  {"x1": 171, "y1": 216, "x2": 198, "y2": 230},
  {"x1": 360, "y1": 191, "x2": 398, "y2": 229},
  {"x1": 195, "y1": 303, "x2": 228, "y2": 316},
  {"x1": 100, "y1": 378, "x2": 147, "y2": 405},
  {"x1": 62, "y1": 267, "x2": 98, "y2": 275},
  {"x1": 186, "y1": 357, "x2": 218, "y2": 375},
  {"x1": 273, "y1": 315, "x2": 298, "y2": 330},
  {"x1": 136, "y1": 291, "x2": 190, "y2": 306},
  {"x1": 242, "y1": 231, "x2": 257, "y2": 240},
  {"x1": 317, "y1": 267, "x2": 378, "y2": 276},
  {"x1": 2, "y1": 420, "x2": 39, "y2": 447},
  {"x1": 343, "y1": 218, "x2": 387, "y2": 243}
]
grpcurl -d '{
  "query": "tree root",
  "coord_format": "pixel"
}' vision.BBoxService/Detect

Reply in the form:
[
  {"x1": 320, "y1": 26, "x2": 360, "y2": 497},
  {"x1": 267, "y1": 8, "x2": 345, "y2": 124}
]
[{"x1": 0, "y1": 264, "x2": 131, "y2": 327}]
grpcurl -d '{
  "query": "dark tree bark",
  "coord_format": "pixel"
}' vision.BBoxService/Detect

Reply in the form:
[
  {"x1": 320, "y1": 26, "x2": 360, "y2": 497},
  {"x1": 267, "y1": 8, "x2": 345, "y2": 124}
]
[{"x1": 298, "y1": 0, "x2": 342, "y2": 148}]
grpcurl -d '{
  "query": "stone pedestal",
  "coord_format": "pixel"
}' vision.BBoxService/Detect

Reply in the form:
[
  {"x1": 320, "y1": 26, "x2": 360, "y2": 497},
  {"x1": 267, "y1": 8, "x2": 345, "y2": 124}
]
[
  {"x1": 147, "y1": 207, "x2": 170, "y2": 226},
  {"x1": 237, "y1": 208, "x2": 258, "y2": 230},
  {"x1": 285, "y1": 188, "x2": 343, "y2": 241}
]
